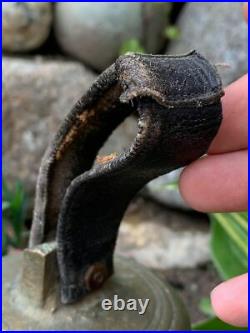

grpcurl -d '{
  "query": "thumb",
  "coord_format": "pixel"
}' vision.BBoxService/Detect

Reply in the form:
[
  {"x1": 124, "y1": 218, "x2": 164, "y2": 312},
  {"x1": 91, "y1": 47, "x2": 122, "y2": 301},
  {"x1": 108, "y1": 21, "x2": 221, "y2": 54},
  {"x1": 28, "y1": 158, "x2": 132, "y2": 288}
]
[{"x1": 211, "y1": 273, "x2": 248, "y2": 327}]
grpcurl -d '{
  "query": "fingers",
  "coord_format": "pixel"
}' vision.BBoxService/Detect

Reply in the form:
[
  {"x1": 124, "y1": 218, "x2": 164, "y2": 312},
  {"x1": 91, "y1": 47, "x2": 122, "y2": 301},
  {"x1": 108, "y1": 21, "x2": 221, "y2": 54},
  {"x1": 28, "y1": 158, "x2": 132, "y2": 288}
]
[
  {"x1": 208, "y1": 7, "x2": 248, "y2": 328},
  {"x1": 209, "y1": 75, "x2": 248, "y2": 154},
  {"x1": 211, "y1": 273, "x2": 248, "y2": 327},
  {"x1": 179, "y1": 150, "x2": 248, "y2": 212},
  {"x1": 209, "y1": 3, "x2": 247, "y2": 154}
]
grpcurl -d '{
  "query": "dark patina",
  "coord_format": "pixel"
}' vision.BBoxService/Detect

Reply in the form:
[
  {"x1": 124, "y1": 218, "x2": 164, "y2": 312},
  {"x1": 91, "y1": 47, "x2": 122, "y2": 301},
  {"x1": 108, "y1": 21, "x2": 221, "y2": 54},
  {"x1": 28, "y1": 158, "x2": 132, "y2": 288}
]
[{"x1": 30, "y1": 51, "x2": 224, "y2": 304}]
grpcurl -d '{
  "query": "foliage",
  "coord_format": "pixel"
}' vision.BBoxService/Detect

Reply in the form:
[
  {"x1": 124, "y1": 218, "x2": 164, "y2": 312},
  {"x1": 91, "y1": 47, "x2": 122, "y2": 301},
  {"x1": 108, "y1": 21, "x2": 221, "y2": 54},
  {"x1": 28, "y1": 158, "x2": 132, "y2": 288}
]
[
  {"x1": 2, "y1": 179, "x2": 28, "y2": 255},
  {"x1": 158, "y1": 179, "x2": 179, "y2": 190},
  {"x1": 193, "y1": 317, "x2": 247, "y2": 331},
  {"x1": 158, "y1": 181, "x2": 248, "y2": 329},
  {"x1": 210, "y1": 212, "x2": 248, "y2": 279},
  {"x1": 198, "y1": 297, "x2": 214, "y2": 318},
  {"x1": 119, "y1": 38, "x2": 145, "y2": 55},
  {"x1": 192, "y1": 212, "x2": 248, "y2": 330},
  {"x1": 164, "y1": 25, "x2": 181, "y2": 40}
]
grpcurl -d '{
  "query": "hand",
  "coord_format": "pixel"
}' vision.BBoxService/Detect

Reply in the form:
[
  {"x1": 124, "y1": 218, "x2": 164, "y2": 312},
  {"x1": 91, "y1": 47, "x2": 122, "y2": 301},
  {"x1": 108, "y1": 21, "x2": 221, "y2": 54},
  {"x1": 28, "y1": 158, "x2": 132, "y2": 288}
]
[
  {"x1": 179, "y1": 3, "x2": 248, "y2": 327},
  {"x1": 180, "y1": 74, "x2": 248, "y2": 212}
]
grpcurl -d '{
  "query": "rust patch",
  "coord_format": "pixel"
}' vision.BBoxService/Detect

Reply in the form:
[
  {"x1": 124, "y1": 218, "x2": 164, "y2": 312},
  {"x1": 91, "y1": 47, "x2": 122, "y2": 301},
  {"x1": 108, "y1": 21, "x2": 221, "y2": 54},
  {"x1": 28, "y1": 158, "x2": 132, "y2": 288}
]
[
  {"x1": 55, "y1": 110, "x2": 96, "y2": 160},
  {"x1": 77, "y1": 109, "x2": 96, "y2": 123},
  {"x1": 96, "y1": 153, "x2": 118, "y2": 165},
  {"x1": 56, "y1": 125, "x2": 78, "y2": 160},
  {"x1": 55, "y1": 84, "x2": 122, "y2": 161},
  {"x1": 84, "y1": 262, "x2": 109, "y2": 291}
]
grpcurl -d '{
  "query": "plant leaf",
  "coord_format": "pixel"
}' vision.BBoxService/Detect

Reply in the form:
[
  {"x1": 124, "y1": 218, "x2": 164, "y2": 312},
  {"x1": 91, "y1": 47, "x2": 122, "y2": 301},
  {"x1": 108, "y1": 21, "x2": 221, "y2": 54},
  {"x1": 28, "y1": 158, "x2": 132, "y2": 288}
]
[
  {"x1": 2, "y1": 180, "x2": 28, "y2": 250},
  {"x1": 2, "y1": 218, "x2": 8, "y2": 256},
  {"x1": 150, "y1": 180, "x2": 179, "y2": 191},
  {"x1": 2, "y1": 201, "x2": 10, "y2": 211},
  {"x1": 119, "y1": 39, "x2": 145, "y2": 55},
  {"x1": 199, "y1": 297, "x2": 214, "y2": 317},
  {"x1": 164, "y1": 25, "x2": 181, "y2": 40},
  {"x1": 2, "y1": 179, "x2": 11, "y2": 202},
  {"x1": 9, "y1": 182, "x2": 28, "y2": 247},
  {"x1": 210, "y1": 213, "x2": 248, "y2": 280},
  {"x1": 193, "y1": 317, "x2": 247, "y2": 330}
]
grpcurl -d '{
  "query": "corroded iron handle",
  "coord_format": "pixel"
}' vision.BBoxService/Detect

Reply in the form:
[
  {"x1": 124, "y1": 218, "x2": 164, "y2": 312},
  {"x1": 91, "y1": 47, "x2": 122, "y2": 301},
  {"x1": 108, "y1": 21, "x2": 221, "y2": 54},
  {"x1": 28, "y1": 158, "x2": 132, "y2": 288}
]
[{"x1": 30, "y1": 51, "x2": 223, "y2": 304}]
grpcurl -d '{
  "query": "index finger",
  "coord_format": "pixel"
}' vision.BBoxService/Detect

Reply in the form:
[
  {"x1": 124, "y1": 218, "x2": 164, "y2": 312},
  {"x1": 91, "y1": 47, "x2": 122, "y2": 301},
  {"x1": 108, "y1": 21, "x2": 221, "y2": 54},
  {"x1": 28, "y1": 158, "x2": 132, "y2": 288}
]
[{"x1": 209, "y1": 74, "x2": 248, "y2": 154}]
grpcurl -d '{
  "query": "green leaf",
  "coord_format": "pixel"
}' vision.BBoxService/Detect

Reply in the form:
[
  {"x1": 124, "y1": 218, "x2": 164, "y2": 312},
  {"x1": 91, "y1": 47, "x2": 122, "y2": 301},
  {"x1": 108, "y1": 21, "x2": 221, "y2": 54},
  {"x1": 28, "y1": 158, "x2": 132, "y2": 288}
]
[
  {"x1": 199, "y1": 298, "x2": 214, "y2": 317},
  {"x1": 197, "y1": 213, "x2": 248, "y2": 329},
  {"x1": 2, "y1": 180, "x2": 28, "y2": 250},
  {"x1": 2, "y1": 201, "x2": 10, "y2": 211},
  {"x1": 164, "y1": 25, "x2": 181, "y2": 40},
  {"x1": 2, "y1": 178, "x2": 11, "y2": 202},
  {"x1": 162, "y1": 180, "x2": 179, "y2": 190},
  {"x1": 149, "y1": 180, "x2": 179, "y2": 191},
  {"x1": 230, "y1": 212, "x2": 248, "y2": 232},
  {"x1": 8, "y1": 182, "x2": 28, "y2": 247},
  {"x1": 193, "y1": 317, "x2": 247, "y2": 330},
  {"x1": 2, "y1": 218, "x2": 8, "y2": 256},
  {"x1": 210, "y1": 213, "x2": 248, "y2": 280},
  {"x1": 119, "y1": 39, "x2": 145, "y2": 55},
  {"x1": 212, "y1": 212, "x2": 248, "y2": 258}
]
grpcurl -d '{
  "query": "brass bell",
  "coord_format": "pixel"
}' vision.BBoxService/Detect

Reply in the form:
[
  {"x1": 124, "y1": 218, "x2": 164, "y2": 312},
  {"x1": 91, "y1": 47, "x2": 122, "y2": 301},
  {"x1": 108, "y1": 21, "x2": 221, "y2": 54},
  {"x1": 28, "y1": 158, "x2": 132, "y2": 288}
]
[
  {"x1": 3, "y1": 51, "x2": 223, "y2": 330},
  {"x1": 3, "y1": 244, "x2": 190, "y2": 330}
]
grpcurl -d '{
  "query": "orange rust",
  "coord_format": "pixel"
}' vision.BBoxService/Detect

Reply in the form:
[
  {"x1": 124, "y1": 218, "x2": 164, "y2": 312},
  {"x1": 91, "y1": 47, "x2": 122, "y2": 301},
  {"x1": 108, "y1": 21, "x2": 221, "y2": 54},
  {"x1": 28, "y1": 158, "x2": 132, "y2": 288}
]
[
  {"x1": 55, "y1": 109, "x2": 96, "y2": 160},
  {"x1": 77, "y1": 109, "x2": 96, "y2": 122},
  {"x1": 55, "y1": 84, "x2": 122, "y2": 161},
  {"x1": 56, "y1": 125, "x2": 79, "y2": 160},
  {"x1": 84, "y1": 262, "x2": 109, "y2": 291},
  {"x1": 96, "y1": 153, "x2": 117, "y2": 165}
]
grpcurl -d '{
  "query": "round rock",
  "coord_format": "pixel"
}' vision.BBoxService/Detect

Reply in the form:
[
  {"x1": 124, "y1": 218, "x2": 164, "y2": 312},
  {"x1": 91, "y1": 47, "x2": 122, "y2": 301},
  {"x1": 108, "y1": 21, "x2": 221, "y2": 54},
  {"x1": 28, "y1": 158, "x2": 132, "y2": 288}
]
[
  {"x1": 55, "y1": 2, "x2": 170, "y2": 71},
  {"x1": 167, "y1": 2, "x2": 247, "y2": 85},
  {"x1": 117, "y1": 199, "x2": 210, "y2": 270},
  {"x1": 2, "y1": 56, "x2": 96, "y2": 201},
  {"x1": 144, "y1": 169, "x2": 190, "y2": 211},
  {"x1": 3, "y1": 2, "x2": 52, "y2": 52},
  {"x1": 3, "y1": 56, "x2": 138, "y2": 208}
]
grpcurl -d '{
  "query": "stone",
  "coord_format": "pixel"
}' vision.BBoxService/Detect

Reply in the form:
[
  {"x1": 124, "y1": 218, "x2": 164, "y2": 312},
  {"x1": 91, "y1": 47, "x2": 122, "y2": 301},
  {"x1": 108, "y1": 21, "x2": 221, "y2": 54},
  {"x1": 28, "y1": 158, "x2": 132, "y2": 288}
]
[
  {"x1": 2, "y1": 2, "x2": 52, "y2": 52},
  {"x1": 167, "y1": 2, "x2": 247, "y2": 85},
  {"x1": 98, "y1": 115, "x2": 137, "y2": 157},
  {"x1": 116, "y1": 198, "x2": 211, "y2": 270},
  {"x1": 3, "y1": 56, "x2": 138, "y2": 204},
  {"x1": 2, "y1": 56, "x2": 96, "y2": 200},
  {"x1": 54, "y1": 2, "x2": 171, "y2": 71},
  {"x1": 144, "y1": 169, "x2": 191, "y2": 210}
]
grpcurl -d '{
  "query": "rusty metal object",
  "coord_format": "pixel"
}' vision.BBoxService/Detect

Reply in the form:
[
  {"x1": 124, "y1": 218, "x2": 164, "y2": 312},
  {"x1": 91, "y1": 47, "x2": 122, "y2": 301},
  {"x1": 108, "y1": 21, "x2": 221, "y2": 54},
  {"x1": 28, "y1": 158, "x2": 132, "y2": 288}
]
[
  {"x1": 84, "y1": 262, "x2": 110, "y2": 291},
  {"x1": 28, "y1": 51, "x2": 223, "y2": 304}
]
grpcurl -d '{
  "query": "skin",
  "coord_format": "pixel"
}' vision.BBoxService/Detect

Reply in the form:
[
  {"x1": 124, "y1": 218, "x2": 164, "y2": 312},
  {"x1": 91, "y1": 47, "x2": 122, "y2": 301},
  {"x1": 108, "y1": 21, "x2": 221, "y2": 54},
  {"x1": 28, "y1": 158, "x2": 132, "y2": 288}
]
[{"x1": 179, "y1": 3, "x2": 248, "y2": 327}]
